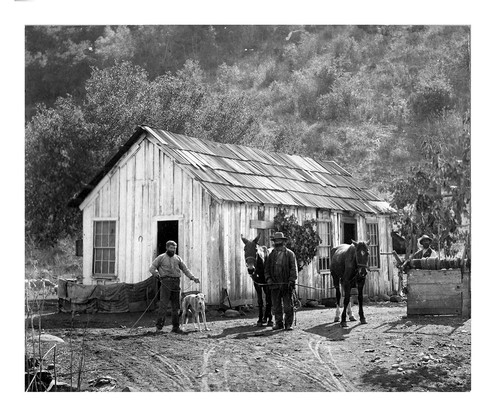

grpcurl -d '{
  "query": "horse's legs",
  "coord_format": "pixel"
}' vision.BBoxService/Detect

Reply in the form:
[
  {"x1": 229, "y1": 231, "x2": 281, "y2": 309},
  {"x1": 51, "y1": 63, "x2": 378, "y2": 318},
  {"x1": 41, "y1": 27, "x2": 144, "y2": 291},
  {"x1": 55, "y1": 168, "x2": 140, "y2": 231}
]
[
  {"x1": 340, "y1": 282, "x2": 351, "y2": 328},
  {"x1": 263, "y1": 285, "x2": 273, "y2": 326},
  {"x1": 346, "y1": 285, "x2": 356, "y2": 321},
  {"x1": 334, "y1": 286, "x2": 341, "y2": 323},
  {"x1": 253, "y1": 282, "x2": 264, "y2": 326},
  {"x1": 358, "y1": 279, "x2": 367, "y2": 324},
  {"x1": 347, "y1": 299, "x2": 356, "y2": 321}
]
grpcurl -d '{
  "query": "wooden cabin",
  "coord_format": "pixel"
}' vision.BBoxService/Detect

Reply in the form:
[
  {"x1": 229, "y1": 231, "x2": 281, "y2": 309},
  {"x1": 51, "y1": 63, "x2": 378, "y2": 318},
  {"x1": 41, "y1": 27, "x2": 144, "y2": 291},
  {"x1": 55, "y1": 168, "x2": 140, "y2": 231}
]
[{"x1": 70, "y1": 126, "x2": 396, "y2": 306}]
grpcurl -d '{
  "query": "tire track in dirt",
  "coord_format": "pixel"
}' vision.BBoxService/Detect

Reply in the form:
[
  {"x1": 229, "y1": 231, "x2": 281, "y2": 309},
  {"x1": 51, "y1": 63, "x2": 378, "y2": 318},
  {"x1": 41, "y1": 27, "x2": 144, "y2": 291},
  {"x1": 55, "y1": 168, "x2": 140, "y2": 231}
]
[
  {"x1": 308, "y1": 338, "x2": 357, "y2": 392},
  {"x1": 92, "y1": 343, "x2": 161, "y2": 390},
  {"x1": 256, "y1": 344, "x2": 338, "y2": 391},
  {"x1": 200, "y1": 345, "x2": 215, "y2": 391},
  {"x1": 147, "y1": 350, "x2": 196, "y2": 391},
  {"x1": 221, "y1": 359, "x2": 231, "y2": 392},
  {"x1": 198, "y1": 344, "x2": 230, "y2": 392},
  {"x1": 210, "y1": 335, "x2": 343, "y2": 391},
  {"x1": 94, "y1": 342, "x2": 188, "y2": 391},
  {"x1": 278, "y1": 354, "x2": 338, "y2": 391}
]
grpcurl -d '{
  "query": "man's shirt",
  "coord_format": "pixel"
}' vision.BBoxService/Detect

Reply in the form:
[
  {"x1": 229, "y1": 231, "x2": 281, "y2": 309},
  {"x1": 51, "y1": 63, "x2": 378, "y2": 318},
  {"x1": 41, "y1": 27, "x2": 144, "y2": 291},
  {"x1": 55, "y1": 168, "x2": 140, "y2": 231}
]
[
  {"x1": 149, "y1": 253, "x2": 195, "y2": 279},
  {"x1": 412, "y1": 247, "x2": 438, "y2": 259}
]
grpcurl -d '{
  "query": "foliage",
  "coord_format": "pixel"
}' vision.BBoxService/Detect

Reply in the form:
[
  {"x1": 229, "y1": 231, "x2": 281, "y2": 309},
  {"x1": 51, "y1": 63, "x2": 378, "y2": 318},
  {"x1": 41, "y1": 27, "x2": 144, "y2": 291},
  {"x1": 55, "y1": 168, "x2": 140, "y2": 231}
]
[
  {"x1": 94, "y1": 26, "x2": 136, "y2": 67},
  {"x1": 390, "y1": 112, "x2": 470, "y2": 256},
  {"x1": 410, "y1": 67, "x2": 454, "y2": 121},
  {"x1": 84, "y1": 61, "x2": 156, "y2": 154},
  {"x1": 25, "y1": 60, "x2": 262, "y2": 245},
  {"x1": 25, "y1": 25, "x2": 471, "y2": 246},
  {"x1": 25, "y1": 236, "x2": 83, "y2": 280},
  {"x1": 25, "y1": 97, "x2": 99, "y2": 245},
  {"x1": 25, "y1": 26, "x2": 104, "y2": 119},
  {"x1": 273, "y1": 208, "x2": 321, "y2": 272}
]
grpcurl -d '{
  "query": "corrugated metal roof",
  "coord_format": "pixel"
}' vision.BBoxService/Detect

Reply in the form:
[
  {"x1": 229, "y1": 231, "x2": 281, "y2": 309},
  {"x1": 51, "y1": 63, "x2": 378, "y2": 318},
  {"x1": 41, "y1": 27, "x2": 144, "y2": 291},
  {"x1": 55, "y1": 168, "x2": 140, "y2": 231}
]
[
  {"x1": 70, "y1": 126, "x2": 395, "y2": 214},
  {"x1": 142, "y1": 127, "x2": 395, "y2": 214}
]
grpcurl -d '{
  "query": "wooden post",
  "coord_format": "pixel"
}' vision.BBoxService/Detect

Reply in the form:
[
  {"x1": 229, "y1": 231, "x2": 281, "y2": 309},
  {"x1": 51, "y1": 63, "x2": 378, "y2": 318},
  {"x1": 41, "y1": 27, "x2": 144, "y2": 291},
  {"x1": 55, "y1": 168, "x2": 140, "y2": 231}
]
[
  {"x1": 392, "y1": 250, "x2": 403, "y2": 265},
  {"x1": 461, "y1": 270, "x2": 471, "y2": 318},
  {"x1": 461, "y1": 253, "x2": 471, "y2": 318}
]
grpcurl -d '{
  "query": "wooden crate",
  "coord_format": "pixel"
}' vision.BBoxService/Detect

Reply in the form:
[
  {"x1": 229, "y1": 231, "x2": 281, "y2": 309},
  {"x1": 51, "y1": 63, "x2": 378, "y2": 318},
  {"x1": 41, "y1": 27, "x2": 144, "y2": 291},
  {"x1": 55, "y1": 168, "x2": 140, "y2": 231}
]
[{"x1": 407, "y1": 269, "x2": 470, "y2": 317}]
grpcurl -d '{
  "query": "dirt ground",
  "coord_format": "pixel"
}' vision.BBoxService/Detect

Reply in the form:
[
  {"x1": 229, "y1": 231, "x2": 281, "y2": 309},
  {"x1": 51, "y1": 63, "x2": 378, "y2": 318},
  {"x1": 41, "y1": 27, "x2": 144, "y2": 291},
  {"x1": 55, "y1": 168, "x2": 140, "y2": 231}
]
[{"x1": 26, "y1": 300, "x2": 471, "y2": 392}]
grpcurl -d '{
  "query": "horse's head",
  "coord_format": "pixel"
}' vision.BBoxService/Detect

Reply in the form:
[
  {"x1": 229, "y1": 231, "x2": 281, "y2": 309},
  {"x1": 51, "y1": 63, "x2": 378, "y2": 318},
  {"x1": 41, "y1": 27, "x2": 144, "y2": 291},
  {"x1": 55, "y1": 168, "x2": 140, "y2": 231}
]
[
  {"x1": 241, "y1": 233, "x2": 261, "y2": 275},
  {"x1": 352, "y1": 240, "x2": 370, "y2": 277}
]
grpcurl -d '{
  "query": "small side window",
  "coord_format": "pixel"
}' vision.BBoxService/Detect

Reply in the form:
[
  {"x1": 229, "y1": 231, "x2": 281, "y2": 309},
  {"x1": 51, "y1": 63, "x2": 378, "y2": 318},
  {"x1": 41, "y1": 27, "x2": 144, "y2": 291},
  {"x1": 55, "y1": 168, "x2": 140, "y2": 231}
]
[{"x1": 366, "y1": 223, "x2": 380, "y2": 269}]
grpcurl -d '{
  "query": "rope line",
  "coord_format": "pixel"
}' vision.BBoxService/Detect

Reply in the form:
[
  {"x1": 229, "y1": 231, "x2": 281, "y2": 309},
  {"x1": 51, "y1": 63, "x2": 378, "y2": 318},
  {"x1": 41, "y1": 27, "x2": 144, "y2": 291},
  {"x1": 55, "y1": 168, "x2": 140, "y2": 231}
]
[
  {"x1": 253, "y1": 280, "x2": 337, "y2": 291},
  {"x1": 128, "y1": 277, "x2": 200, "y2": 332},
  {"x1": 128, "y1": 287, "x2": 160, "y2": 332},
  {"x1": 129, "y1": 277, "x2": 335, "y2": 331}
]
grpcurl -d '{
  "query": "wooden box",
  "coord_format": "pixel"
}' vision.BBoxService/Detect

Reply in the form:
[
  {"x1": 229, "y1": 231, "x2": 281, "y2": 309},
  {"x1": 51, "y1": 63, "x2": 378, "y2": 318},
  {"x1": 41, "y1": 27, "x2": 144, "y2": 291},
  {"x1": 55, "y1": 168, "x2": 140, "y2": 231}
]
[{"x1": 407, "y1": 269, "x2": 470, "y2": 317}]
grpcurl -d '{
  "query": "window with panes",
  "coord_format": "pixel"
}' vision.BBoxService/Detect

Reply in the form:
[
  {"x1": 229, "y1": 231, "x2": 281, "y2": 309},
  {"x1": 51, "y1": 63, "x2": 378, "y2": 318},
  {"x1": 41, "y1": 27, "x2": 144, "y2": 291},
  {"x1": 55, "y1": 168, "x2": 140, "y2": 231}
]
[
  {"x1": 317, "y1": 217, "x2": 332, "y2": 272},
  {"x1": 93, "y1": 220, "x2": 116, "y2": 276},
  {"x1": 366, "y1": 222, "x2": 380, "y2": 269}
]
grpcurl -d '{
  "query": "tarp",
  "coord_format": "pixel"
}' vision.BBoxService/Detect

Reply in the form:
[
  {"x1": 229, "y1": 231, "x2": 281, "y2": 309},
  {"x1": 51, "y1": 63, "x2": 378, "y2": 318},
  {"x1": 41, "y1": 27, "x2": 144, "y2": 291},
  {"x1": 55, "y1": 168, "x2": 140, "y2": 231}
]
[{"x1": 57, "y1": 276, "x2": 158, "y2": 313}]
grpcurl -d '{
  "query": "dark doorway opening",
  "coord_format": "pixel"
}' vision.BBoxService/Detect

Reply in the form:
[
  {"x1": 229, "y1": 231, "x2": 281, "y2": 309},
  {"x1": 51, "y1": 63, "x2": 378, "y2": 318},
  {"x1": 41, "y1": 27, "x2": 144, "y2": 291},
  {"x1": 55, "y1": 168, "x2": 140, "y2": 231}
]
[
  {"x1": 157, "y1": 220, "x2": 179, "y2": 255},
  {"x1": 343, "y1": 222, "x2": 356, "y2": 244}
]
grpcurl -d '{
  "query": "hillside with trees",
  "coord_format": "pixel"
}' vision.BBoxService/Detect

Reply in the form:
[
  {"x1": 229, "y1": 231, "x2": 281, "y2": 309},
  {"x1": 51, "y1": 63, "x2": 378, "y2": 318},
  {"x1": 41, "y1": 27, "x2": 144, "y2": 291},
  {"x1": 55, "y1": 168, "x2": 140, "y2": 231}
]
[{"x1": 25, "y1": 25, "x2": 470, "y2": 255}]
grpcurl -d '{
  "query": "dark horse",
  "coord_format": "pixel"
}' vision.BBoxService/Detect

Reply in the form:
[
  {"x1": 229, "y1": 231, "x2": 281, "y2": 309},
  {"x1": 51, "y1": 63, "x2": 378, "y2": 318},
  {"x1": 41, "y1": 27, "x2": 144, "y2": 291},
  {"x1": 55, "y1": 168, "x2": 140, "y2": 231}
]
[
  {"x1": 330, "y1": 240, "x2": 370, "y2": 328},
  {"x1": 241, "y1": 233, "x2": 273, "y2": 327}
]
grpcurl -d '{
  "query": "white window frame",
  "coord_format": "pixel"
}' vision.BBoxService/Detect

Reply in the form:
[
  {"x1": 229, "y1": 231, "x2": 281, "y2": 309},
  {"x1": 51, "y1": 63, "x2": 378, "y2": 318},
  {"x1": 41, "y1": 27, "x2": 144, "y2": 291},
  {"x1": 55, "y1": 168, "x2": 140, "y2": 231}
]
[
  {"x1": 317, "y1": 215, "x2": 332, "y2": 273},
  {"x1": 92, "y1": 219, "x2": 117, "y2": 277},
  {"x1": 366, "y1": 222, "x2": 380, "y2": 269}
]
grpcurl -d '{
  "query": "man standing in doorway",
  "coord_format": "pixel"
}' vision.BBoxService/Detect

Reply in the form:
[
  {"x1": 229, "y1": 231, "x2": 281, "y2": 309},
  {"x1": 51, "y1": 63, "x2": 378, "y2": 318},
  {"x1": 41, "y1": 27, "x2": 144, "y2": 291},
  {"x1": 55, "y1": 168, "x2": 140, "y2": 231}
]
[
  {"x1": 149, "y1": 240, "x2": 200, "y2": 333},
  {"x1": 264, "y1": 232, "x2": 298, "y2": 331}
]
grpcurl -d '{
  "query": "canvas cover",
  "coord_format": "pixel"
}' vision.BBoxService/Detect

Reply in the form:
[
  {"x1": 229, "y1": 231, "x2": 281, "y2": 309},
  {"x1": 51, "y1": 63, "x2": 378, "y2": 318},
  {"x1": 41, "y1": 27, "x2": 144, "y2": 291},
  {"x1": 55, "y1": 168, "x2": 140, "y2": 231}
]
[{"x1": 57, "y1": 276, "x2": 158, "y2": 313}]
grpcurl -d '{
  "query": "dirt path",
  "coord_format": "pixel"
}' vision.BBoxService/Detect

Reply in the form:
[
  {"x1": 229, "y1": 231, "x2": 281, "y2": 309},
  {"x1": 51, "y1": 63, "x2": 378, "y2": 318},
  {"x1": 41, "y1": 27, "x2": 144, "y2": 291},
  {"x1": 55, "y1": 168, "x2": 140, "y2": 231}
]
[{"x1": 26, "y1": 301, "x2": 471, "y2": 392}]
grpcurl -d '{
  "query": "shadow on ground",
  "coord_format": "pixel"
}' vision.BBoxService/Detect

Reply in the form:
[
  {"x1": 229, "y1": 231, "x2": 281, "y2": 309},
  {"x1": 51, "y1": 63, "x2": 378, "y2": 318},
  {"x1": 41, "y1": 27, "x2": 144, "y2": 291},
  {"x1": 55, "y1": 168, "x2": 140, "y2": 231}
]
[
  {"x1": 360, "y1": 361, "x2": 470, "y2": 392},
  {"x1": 27, "y1": 301, "x2": 265, "y2": 331},
  {"x1": 303, "y1": 320, "x2": 362, "y2": 341},
  {"x1": 374, "y1": 315, "x2": 469, "y2": 336}
]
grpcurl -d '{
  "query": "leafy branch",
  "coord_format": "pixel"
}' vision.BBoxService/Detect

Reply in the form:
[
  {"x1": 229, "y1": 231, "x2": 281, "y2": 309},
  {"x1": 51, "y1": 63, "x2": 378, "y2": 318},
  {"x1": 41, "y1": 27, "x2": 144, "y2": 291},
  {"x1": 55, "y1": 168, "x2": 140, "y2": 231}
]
[{"x1": 273, "y1": 208, "x2": 321, "y2": 272}]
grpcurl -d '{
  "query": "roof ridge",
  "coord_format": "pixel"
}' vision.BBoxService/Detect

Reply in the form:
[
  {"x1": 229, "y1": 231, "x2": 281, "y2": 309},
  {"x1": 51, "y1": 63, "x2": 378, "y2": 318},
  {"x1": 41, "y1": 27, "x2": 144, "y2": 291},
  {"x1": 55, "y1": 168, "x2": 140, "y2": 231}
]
[
  {"x1": 143, "y1": 125, "x2": 350, "y2": 175},
  {"x1": 71, "y1": 126, "x2": 394, "y2": 214}
]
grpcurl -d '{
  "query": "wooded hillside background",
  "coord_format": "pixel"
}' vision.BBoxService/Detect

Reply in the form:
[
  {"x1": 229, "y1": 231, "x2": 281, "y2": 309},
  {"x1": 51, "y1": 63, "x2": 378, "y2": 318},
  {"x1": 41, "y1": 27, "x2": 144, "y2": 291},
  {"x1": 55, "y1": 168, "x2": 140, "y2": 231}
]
[{"x1": 25, "y1": 25, "x2": 470, "y2": 254}]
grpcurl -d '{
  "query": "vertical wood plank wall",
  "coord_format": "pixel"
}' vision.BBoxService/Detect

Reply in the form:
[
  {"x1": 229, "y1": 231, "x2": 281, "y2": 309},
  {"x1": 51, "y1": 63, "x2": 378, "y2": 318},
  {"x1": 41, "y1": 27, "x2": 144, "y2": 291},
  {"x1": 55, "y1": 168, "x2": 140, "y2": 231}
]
[{"x1": 81, "y1": 135, "x2": 395, "y2": 304}]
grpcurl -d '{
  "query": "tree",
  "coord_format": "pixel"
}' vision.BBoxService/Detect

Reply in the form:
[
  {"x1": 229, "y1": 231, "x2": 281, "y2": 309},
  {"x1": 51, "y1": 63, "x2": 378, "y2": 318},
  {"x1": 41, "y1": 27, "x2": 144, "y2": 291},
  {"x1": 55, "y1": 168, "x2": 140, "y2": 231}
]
[
  {"x1": 84, "y1": 61, "x2": 157, "y2": 155},
  {"x1": 25, "y1": 97, "x2": 99, "y2": 245},
  {"x1": 24, "y1": 25, "x2": 471, "y2": 248},
  {"x1": 273, "y1": 208, "x2": 321, "y2": 272},
  {"x1": 94, "y1": 26, "x2": 136, "y2": 67},
  {"x1": 391, "y1": 112, "x2": 470, "y2": 256},
  {"x1": 25, "y1": 26, "x2": 104, "y2": 120}
]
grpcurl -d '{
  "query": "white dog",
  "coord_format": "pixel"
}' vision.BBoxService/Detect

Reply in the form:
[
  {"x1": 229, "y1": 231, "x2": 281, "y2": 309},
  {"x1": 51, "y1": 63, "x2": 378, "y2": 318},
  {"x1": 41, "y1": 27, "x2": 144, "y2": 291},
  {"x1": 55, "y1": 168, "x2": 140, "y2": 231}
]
[{"x1": 181, "y1": 293, "x2": 210, "y2": 332}]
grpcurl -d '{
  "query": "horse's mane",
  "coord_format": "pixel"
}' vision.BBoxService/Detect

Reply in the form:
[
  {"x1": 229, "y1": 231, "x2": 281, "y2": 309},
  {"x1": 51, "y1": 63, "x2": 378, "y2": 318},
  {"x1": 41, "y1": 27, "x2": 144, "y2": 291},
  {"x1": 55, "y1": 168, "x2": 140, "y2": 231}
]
[{"x1": 254, "y1": 244, "x2": 268, "y2": 277}]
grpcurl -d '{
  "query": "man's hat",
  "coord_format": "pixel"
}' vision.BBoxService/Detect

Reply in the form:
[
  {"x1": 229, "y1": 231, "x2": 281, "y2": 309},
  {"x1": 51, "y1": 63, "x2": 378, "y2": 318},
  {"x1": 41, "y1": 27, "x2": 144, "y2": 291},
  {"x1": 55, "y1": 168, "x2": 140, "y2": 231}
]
[
  {"x1": 271, "y1": 232, "x2": 287, "y2": 241},
  {"x1": 419, "y1": 234, "x2": 432, "y2": 245}
]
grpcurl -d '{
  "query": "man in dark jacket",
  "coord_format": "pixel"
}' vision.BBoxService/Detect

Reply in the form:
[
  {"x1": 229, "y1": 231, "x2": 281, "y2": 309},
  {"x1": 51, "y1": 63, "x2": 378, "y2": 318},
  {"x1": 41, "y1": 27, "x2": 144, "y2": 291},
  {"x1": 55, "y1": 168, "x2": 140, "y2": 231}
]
[
  {"x1": 411, "y1": 235, "x2": 437, "y2": 259},
  {"x1": 264, "y1": 232, "x2": 298, "y2": 331},
  {"x1": 401, "y1": 234, "x2": 438, "y2": 272}
]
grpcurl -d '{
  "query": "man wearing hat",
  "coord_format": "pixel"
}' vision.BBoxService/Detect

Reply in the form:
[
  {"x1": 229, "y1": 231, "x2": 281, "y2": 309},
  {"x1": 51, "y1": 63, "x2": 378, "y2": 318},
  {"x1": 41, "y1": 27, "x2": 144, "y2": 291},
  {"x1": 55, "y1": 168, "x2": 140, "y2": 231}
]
[
  {"x1": 264, "y1": 232, "x2": 298, "y2": 331},
  {"x1": 400, "y1": 234, "x2": 437, "y2": 273},
  {"x1": 412, "y1": 234, "x2": 438, "y2": 259}
]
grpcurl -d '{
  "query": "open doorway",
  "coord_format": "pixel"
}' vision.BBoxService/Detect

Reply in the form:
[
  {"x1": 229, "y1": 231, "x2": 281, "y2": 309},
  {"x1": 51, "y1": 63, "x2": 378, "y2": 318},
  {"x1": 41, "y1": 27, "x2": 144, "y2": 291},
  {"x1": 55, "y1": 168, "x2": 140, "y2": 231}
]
[
  {"x1": 157, "y1": 220, "x2": 179, "y2": 255},
  {"x1": 343, "y1": 221, "x2": 357, "y2": 244}
]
